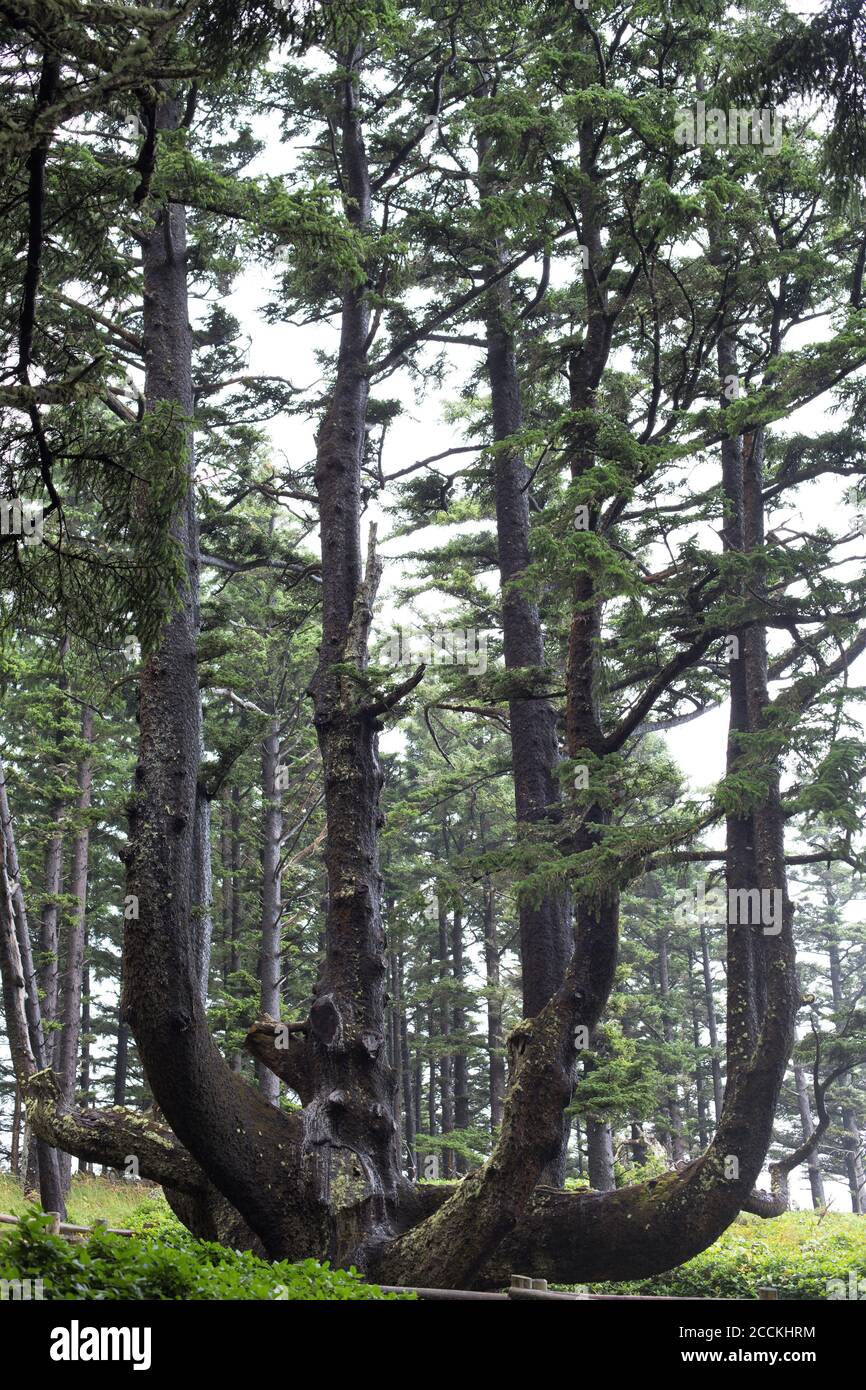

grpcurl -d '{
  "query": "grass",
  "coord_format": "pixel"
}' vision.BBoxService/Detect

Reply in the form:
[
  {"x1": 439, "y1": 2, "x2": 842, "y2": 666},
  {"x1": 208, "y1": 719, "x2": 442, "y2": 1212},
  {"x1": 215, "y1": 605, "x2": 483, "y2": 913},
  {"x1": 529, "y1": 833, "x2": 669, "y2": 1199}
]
[
  {"x1": 0, "y1": 1175, "x2": 409, "y2": 1300},
  {"x1": 0, "y1": 1170, "x2": 170, "y2": 1228},
  {"x1": 583, "y1": 1210, "x2": 866, "y2": 1300}
]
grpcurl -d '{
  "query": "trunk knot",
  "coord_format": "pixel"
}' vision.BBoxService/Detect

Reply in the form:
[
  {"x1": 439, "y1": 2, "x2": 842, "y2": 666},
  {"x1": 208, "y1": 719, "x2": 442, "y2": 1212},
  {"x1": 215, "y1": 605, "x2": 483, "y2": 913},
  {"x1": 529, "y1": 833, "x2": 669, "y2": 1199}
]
[{"x1": 310, "y1": 993, "x2": 342, "y2": 1047}]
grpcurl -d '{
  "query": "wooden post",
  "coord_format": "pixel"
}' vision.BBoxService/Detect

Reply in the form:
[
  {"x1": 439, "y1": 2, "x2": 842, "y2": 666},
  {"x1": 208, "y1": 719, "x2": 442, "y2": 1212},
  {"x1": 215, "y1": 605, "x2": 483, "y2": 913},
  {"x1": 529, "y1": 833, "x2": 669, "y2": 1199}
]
[
  {"x1": 46, "y1": 1211, "x2": 61, "y2": 1236},
  {"x1": 757, "y1": 1286, "x2": 778, "y2": 1300},
  {"x1": 509, "y1": 1274, "x2": 555, "y2": 1299}
]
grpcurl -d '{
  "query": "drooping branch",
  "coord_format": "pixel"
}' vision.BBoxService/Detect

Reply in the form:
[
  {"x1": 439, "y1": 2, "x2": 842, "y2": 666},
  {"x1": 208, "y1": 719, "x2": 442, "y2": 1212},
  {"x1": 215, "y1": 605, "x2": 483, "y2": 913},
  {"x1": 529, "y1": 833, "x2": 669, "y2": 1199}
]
[{"x1": 23, "y1": 1070, "x2": 206, "y2": 1196}]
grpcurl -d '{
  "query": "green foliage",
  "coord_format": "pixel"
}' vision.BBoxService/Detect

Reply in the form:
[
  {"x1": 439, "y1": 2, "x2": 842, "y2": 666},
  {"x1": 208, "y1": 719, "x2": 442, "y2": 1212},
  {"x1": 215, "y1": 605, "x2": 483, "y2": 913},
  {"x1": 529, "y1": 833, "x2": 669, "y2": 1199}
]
[
  {"x1": 0, "y1": 1210, "x2": 411, "y2": 1301},
  {"x1": 584, "y1": 1212, "x2": 866, "y2": 1301}
]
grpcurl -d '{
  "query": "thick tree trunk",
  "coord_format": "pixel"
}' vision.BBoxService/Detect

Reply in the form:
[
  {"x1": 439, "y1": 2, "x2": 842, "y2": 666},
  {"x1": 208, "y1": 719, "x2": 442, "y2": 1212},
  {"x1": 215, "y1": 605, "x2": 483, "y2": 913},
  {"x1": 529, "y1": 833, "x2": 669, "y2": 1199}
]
[
  {"x1": 121, "y1": 88, "x2": 319, "y2": 1260},
  {"x1": 479, "y1": 129, "x2": 571, "y2": 1182},
  {"x1": 299, "y1": 44, "x2": 404, "y2": 1265}
]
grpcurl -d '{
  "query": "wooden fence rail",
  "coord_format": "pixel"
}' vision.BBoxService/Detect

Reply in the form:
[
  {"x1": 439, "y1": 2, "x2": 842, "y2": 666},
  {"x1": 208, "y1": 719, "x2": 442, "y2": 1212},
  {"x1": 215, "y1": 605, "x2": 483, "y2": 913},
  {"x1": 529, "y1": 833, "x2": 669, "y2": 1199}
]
[
  {"x1": 379, "y1": 1275, "x2": 781, "y2": 1301},
  {"x1": 0, "y1": 1211, "x2": 135, "y2": 1239},
  {"x1": 378, "y1": 1275, "x2": 708, "y2": 1301}
]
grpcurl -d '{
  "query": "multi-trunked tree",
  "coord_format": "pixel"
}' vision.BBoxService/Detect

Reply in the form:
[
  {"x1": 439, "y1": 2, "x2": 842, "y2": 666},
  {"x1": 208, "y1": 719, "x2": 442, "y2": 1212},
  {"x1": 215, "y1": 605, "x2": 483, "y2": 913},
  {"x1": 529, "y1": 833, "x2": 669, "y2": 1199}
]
[{"x1": 2, "y1": 0, "x2": 866, "y2": 1286}]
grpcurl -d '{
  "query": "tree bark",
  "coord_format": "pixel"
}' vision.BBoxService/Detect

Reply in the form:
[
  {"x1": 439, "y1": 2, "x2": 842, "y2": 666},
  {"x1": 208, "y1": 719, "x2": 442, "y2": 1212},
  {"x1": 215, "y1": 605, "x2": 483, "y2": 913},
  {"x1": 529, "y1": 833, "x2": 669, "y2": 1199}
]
[
  {"x1": 479, "y1": 128, "x2": 571, "y2": 1183},
  {"x1": 482, "y1": 874, "x2": 505, "y2": 1130},
  {"x1": 451, "y1": 904, "x2": 470, "y2": 1174},
  {"x1": 257, "y1": 716, "x2": 282, "y2": 1105},
  {"x1": 793, "y1": 1063, "x2": 826, "y2": 1209},
  {"x1": 586, "y1": 1118, "x2": 616, "y2": 1192},
  {"x1": 827, "y1": 931, "x2": 865, "y2": 1211},
  {"x1": 121, "y1": 87, "x2": 320, "y2": 1260},
  {"x1": 700, "y1": 921, "x2": 724, "y2": 1124},
  {"x1": 57, "y1": 706, "x2": 95, "y2": 1160}
]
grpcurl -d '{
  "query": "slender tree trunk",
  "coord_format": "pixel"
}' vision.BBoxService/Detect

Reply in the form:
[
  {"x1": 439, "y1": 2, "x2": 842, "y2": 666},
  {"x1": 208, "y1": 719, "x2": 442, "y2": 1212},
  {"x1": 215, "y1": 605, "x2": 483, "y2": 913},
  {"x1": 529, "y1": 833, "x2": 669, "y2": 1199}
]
[
  {"x1": 586, "y1": 1118, "x2": 616, "y2": 1191},
  {"x1": 400, "y1": 980, "x2": 416, "y2": 1179},
  {"x1": 393, "y1": 945, "x2": 406, "y2": 1174},
  {"x1": 192, "y1": 783, "x2": 212, "y2": 1006},
  {"x1": 425, "y1": 966, "x2": 437, "y2": 1155},
  {"x1": 436, "y1": 895, "x2": 454, "y2": 1178},
  {"x1": 483, "y1": 876, "x2": 505, "y2": 1130},
  {"x1": 827, "y1": 934, "x2": 865, "y2": 1212},
  {"x1": 413, "y1": 1024, "x2": 423, "y2": 1152},
  {"x1": 11, "y1": 1082, "x2": 22, "y2": 1176},
  {"x1": 78, "y1": 945, "x2": 92, "y2": 1173},
  {"x1": 794, "y1": 1064, "x2": 826, "y2": 1208},
  {"x1": 225, "y1": 788, "x2": 243, "y2": 1072},
  {"x1": 0, "y1": 782, "x2": 65, "y2": 1214},
  {"x1": 257, "y1": 717, "x2": 282, "y2": 1104},
  {"x1": 700, "y1": 921, "x2": 724, "y2": 1124},
  {"x1": 79, "y1": 939, "x2": 91, "y2": 1106},
  {"x1": 657, "y1": 930, "x2": 685, "y2": 1161},
  {"x1": 57, "y1": 705, "x2": 95, "y2": 1188},
  {"x1": 451, "y1": 905, "x2": 469, "y2": 1174},
  {"x1": 689, "y1": 947, "x2": 709, "y2": 1151},
  {"x1": 39, "y1": 639, "x2": 71, "y2": 1067}
]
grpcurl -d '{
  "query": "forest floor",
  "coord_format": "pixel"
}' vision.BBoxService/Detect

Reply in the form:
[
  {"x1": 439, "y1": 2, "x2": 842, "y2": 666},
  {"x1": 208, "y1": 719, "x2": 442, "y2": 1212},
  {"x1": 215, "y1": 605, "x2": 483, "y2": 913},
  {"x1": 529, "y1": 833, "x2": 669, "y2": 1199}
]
[{"x1": 1, "y1": 1173, "x2": 864, "y2": 1299}]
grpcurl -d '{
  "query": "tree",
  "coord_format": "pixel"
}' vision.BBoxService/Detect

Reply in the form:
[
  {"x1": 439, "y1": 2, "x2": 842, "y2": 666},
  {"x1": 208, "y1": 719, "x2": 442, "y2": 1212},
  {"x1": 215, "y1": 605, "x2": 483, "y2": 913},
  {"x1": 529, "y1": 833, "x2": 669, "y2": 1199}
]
[{"x1": 2, "y1": 0, "x2": 866, "y2": 1291}]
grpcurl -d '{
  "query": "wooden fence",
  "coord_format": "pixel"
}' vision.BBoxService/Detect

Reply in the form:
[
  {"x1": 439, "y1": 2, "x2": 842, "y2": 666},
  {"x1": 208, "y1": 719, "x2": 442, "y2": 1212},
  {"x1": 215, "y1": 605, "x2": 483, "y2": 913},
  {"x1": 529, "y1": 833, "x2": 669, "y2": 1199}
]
[
  {"x1": 379, "y1": 1274, "x2": 781, "y2": 1301},
  {"x1": 0, "y1": 1211, "x2": 134, "y2": 1240}
]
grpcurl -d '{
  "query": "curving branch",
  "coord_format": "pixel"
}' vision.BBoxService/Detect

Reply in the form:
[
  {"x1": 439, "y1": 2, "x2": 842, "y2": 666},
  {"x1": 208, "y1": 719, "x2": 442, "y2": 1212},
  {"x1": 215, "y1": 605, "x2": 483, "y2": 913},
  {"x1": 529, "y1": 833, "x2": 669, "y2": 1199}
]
[
  {"x1": 24, "y1": 1070, "x2": 207, "y2": 1196},
  {"x1": 243, "y1": 1017, "x2": 314, "y2": 1104}
]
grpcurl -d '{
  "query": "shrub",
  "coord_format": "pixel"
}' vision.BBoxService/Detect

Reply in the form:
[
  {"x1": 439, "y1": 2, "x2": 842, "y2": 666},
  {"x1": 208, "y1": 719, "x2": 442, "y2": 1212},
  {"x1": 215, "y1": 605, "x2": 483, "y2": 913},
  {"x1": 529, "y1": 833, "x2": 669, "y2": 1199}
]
[{"x1": 0, "y1": 1210, "x2": 413, "y2": 1300}]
